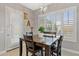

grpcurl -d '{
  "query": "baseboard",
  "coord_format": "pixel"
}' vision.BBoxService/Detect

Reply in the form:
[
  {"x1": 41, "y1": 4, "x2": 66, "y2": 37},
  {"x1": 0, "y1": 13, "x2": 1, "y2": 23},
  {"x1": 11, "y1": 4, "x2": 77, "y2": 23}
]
[
  {"x1": 0, "y1": 50, "x2": 6, "y2": 55},
  {"x1": 0, "y1": 42, "x2": 20, "y2": 55},
  {"x1": 62, "y1": 48, "x2": 79, "y2": 55},
  {"x1": 7, "y1": 47, "x2": 19, "y2": 52},
  {"x1": 6, "y1": 42, "x2": 19, "y2": 51}
]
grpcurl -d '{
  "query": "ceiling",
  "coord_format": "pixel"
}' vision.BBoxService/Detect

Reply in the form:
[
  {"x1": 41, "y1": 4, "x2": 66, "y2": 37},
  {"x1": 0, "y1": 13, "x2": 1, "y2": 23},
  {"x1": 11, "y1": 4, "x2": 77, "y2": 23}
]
[{"x1": 21, "y1": 3, "x2": 50, "y2": 10}]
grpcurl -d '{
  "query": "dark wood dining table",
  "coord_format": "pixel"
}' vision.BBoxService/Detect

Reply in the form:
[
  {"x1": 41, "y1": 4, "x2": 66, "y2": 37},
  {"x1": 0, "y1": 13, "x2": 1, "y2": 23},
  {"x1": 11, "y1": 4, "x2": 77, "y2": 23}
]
[{"x1": 19, "y1": 35, "x2": 60, "y2": 56}]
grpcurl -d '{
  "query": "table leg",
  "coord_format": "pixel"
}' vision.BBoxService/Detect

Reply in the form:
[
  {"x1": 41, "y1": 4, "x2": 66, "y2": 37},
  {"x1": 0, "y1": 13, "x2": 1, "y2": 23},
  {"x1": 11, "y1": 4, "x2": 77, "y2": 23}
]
[
  {"x1": 26, "y1": 44, "x2": 28, "y2": 56},
  {"x1": 19, "y1": 39, "x2": 22, "y2": 56},
  {"x1": 41, "y1": 49, "x2": 43, "y2": 56},
  {"x1": 45, "y1": 45, "x2": 51, "y2": 56}
]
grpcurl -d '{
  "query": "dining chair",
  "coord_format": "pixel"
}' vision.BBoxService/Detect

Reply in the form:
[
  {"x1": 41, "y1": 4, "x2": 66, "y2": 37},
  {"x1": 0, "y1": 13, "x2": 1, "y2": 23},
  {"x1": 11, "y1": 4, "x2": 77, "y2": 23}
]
[
  {"x1": 26, "y1": 32, "x2": 33, "y2": 36},
  {"x1": 23, "y1": 32, "x2": 43, "y2": 56},
  {"x1": 51, "y1": 36, "x2": 63, "y2": 56},
  {"x1": 43, "y1": 35, "x2": 53, "y2": 42},
  {"x1": 43, "y1": 32, "x2": 56, "y2": 37}
]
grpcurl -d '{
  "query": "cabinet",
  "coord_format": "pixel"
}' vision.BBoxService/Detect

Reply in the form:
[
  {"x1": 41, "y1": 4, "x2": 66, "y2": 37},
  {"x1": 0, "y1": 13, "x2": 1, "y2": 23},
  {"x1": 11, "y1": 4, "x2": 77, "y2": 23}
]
[
  {"x1": 5, "y1": 6, "x2": 24, "y2": 50},
  {"x1": 0, "y1": 5, "x2": 24, "y2": 52},
  {"x1": 0, "y1": 4, "x2": 5, "y2": 52}
]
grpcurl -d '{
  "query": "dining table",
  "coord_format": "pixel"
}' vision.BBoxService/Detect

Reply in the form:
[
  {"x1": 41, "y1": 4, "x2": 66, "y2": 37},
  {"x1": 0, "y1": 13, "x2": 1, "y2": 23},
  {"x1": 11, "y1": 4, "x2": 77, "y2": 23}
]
[{"x1": 19, "y1": 35, "x2": 60, "y2": 56}]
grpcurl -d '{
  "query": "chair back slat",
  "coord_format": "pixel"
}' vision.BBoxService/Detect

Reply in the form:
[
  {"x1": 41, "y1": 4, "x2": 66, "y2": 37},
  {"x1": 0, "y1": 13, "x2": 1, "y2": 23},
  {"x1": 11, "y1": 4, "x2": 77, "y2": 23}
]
[
  {"x1": 23, "y1": 32, "x2": 34, "y2": 51},
  {"x1": 43, "y1": 32, "x2": 56, "y2": 37}
]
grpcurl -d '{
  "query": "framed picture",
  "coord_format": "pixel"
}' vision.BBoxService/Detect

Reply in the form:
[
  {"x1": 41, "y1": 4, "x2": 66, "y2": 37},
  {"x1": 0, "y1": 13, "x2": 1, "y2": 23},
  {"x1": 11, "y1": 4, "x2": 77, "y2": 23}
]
[{"x1": 24, "y1": 12, "x2": 30, "y2": 26}]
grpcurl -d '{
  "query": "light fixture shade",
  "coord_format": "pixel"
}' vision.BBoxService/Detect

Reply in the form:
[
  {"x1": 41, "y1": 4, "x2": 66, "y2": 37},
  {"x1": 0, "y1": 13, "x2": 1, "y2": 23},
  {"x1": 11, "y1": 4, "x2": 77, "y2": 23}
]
[
  {"x1": 40, "y1": 6, "x2": 47, "y2": 14},
  {"x1": 40, "y1": 7, "x2": 43, "y2": 11},
  {"x1": 43, "y1": 7, "x2": 47, "y2": 12}
]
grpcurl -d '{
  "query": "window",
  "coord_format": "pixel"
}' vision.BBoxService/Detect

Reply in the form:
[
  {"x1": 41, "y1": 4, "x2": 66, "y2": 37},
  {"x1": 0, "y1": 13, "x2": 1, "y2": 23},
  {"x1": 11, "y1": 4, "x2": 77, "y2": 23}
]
[
  {"x1": 64, "y1": 10, "x2": 69, "y2": 24},
  {"x1": 64, "y1": 8, "x2": 75, "y2": 25},
  {"x1": 38, "y1": 6, "x2": 77, "y2": 42},
  {"x1": 63, "y1": 7, "x2": 77, "y2": 42}
]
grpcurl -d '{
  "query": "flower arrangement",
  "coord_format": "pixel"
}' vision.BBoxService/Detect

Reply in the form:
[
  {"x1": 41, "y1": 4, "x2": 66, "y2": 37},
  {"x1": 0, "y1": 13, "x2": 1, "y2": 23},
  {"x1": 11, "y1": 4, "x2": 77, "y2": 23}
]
[{"x1": 38, "y1": 26, "x2": 45, "y2": 33}]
